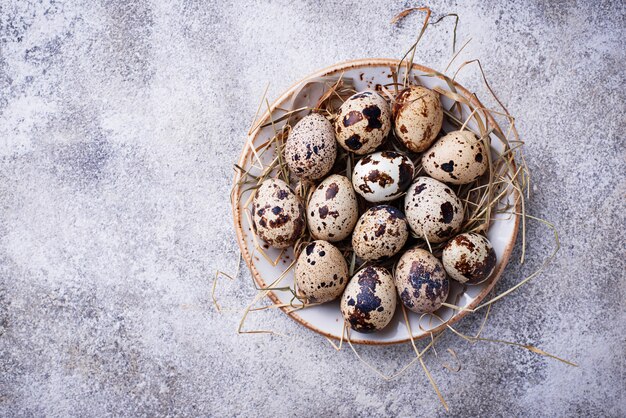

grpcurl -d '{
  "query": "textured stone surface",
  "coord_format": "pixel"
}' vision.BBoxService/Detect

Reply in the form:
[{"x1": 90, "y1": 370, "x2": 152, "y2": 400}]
[{"x1": 1, "y1": 1, "x2": 624, "y2": 416}]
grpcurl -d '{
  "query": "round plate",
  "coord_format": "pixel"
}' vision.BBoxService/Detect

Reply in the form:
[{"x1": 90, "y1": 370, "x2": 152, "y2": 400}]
[{"x1": 232, "y1": 59, "x2": 520, "y2": 345}]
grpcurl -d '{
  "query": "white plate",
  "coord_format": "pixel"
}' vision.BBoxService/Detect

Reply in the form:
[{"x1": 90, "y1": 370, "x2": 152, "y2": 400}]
[{"x1": 232, "y1": 59, "x2": 519, "y2": 345}]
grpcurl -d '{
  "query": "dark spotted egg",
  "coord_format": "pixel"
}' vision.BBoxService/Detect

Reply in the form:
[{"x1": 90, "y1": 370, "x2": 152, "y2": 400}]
[
  {"x1": 393, "y1": 86, "x2": 443, "y2": 153},
  {"x1": 404, "y1": 177, "x2": 464, "y2": 244},
  {"x1": 285, "y1": 113, "x2": 337, "y2": 180},
  {"x1": 295, "y1": 240, "x2": 349, "y2": 303},
  {"x1": 394, "y1": 247, "x2": 449, "y2": 313},
  {"x1": 351, "y1": 205, "x2": 409, "y2": 261},
  {"x1": 340, "y1": 266, "x2": 397, "y2": 333},
  {"x1": 252, "y1": 178, "x2": 305, "y2": 249},
  {"x1": 334, "y1": 91, "x2": 391, "y2": 155},
  {"x1": 442, "y1": 233, "x2": 497, "y2": 284},
  {"x1": 307, "y1": 174, "x2": 358, "y2": 242},
  {"x1": 352, "y1": 151, "x2": 415, "y2": 202},
  {"x1": 422, "y1": 130, "x2": 489, "y2": 185}
]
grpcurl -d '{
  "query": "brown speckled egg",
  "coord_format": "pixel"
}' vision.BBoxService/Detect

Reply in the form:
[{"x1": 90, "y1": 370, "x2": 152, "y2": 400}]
[
  {"x1": 285, "y1": 113, "x2": 337, "y2": 180},
  {"x1": 442, "y1": 233, "x2": 497, "y2": 284},
  {"x1": 352, "y1": 151, "x2": 415, "y2": 202},
  {"x1": 393, "y1": 86, "x2": 443, "y2": 152},
  {"x1": 422, "y1": 130, "x2": 488, "y2": 185},
  {"x1": 351, "y1": 205, "x2": 409, "y2": 261},
  {"x1": 334, "y1": 91, "x2": 391, "y2": 155},
  {"x1": 394, "y1": 248, "x2": 449, "y2": 313},
  {"x1": 340, "y1": 266, "x2": 397, "y2": 333},
  {"x1": 404, "y1": 177, "x2": 463, "y2": 244},
  {"x1": 295, "y1": 240, "x2": 349, "y2": 303},
  {"x1": 307, "y1": 174, "x2": 358, "y2": 242},
  {"x1": 252, "y1": 178, "x2": 305, "y2": 249}
]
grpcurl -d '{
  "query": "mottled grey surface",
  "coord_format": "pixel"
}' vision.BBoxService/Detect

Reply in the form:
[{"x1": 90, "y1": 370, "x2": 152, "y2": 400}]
[{"x1": 0, "y1": 0, "x2": 624, "y2": 416}]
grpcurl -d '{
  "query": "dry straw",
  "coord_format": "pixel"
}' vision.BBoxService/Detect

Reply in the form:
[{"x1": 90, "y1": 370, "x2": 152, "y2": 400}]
[{"x1": 216, "y1": 6, "x2": 575, "y2": 410}]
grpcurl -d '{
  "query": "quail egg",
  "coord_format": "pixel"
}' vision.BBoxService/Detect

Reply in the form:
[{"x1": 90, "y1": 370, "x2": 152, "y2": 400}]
[
  {"x1": 352, "y1": 205, "x2": 409, "y2": 261},
  {"x1": 340, "y1": 266, "x2": 397, "y2": 333},
  {"x1": 422, "y1": 130, "x2": 489, "y2": 185},
  {"x1": 393, "y1": 85, "x2": 443, "y2": 152},
  {"x1": 334, "y1": 91, "x2": 392, "y2": 155},
  {"x1": 307, "y1": 174, "x2": 358, "y2": 242},
  {"x1": 252, "y1": 178, "x2": 305, "y2": 248},
  {"x1": 404, "y1": 177, "x2": 463, "y2": 244},
  {"x1": 285, "y1": 113, "x2": 337, "y2": 180},
  {"x1": 442, "y1": 233, "x2": 497, "y2": 284},
  {"x1": 394, "y1": 247, "x2": 449, "y2": 313},
  {"x1": 352, "y1": 151, "x2": 415, "y2": 202},
  {"x1": 295, "y1": 240, "x2": 349, "y2": 303}
]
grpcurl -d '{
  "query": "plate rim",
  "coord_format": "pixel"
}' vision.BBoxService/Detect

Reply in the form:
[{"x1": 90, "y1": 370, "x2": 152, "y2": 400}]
[{"x1": 232, "y1": 58, "x2": 521, "y2": 345}]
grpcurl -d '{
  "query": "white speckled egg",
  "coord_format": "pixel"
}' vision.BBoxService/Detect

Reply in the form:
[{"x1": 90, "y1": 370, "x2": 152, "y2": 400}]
[
  {"x1": 404, "y1": 177, "x2": 463, "y2": 244},
  {"x1": 442, "y1": 233, "x2": 497, "y2": 284},
  {"x1": 394, "y1": 247, "x2": 449, "y2": 313},
  {"x1": 393, "y1": 86, "x2": 443, "y2": 152},
  {"x1": 334, "y1": 91, "x2": 391, "y2": 155},
  {"x1": 422, "y1": 130, "x2": 489, "y2": 185},
  {"x1": 307, "y1": 174, "x2": 358, "y2": 242},
  {"x1": 252, "y1": 178, "x2": 305, "y2": 249},
  {"x1": 352, "y1": 151, "x2": 415, "y2": 202},
  {"x1": 295, "y1": 240, "x2": 349, "y2": 303},
  {"x1": 285, "y1": 113, "x2": 337, "y2": 180},
  {"x1": 351, "y1": 205, "x2": 409, "y2": 261},
  {"x1": 340, "y1": 266, "x2": 397, "y2": 333}
]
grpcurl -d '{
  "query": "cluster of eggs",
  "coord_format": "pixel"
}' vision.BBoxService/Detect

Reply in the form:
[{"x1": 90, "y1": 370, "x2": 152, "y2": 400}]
[{"x1": 252, "y1": 86, "x2": 498, "y2": 333}]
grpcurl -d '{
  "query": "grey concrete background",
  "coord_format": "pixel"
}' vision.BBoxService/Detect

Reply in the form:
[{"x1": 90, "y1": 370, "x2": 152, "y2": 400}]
[{"x1": 0, "y1": 0, "x2": 624, "y2": 416}]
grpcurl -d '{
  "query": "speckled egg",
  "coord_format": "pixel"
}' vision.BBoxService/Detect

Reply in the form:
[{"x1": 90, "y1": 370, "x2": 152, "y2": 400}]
[
  {"x1": 422, "y1": 130, "x2": 489, "y2": 185},
  {"x1": 252, "y1": 178, "x2": 305, "y2": 249},
  {"x1": 307, "y1": 174, "x2": 358, "y2": 242},
  {"x1": 340, "y1": 266, "x2": 397, "y2": 333},
  {"x1": 404, "y1": 177, "x2": 463, "y2": 244},
  {"x1": 295, "y1": 240, "x2": 349, "y2": 303},
  {"x1": 334, "y1": 91, "x2": 391, "y2": 155},
  {"x1": 393, "y1": 86, "x2": 443, "y2": 153},
  {"x1": 442, "y1": 233, "x2": 497, "y2": 284},
  {"x1": 352, "y1": 151, "x2": 415, "y2": 202},
  {"x1": 394, "y1": 247, "x2": 449, "y2": 313},
  {"x1": 351, "y1": 205, "x2": 409, "y2": 261},
  {"x1": 285, "y1": 113, "x2": 337, "y2": 180}
]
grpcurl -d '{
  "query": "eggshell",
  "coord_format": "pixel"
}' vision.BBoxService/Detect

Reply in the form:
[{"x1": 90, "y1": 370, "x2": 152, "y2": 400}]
[
  {"x1": 404, "y1": 177, "x2": 463, "y2": 244},
  {"x1": 394, "y1": 247, "x2": 449, "y2": 313},
  {"x1": 351, "y1": 205, "x2": 409, "y2": 261},
  {"x1": 334, "y1": 91, "x2": 392, "y2": 155},
  {"x1": 422, "y1": 130, "x2": 488, "y2": 185},
  {"x1": 285, "y1": 113, "x2": 337, "y2": 180},
  {"x1": 352, "y1": 151, "x2": 415, "y2": 202},
  {"x1": 295, "y1": 240, "x2": 349, "y2": 303},
  {"x1": 393, "y1": 86, "x2": 443, "y2": 152},
  {"x1": 340, "y1": 266, "x2": 397, "y2": 333},
  {"x1": 442, "y1": 233, "x2": 497, "y2": 284},
  {"x1": 252, "y1": 178, "x2": 305, "y2": 249},
  {"x1": 307, "y1": 174, "x2": 358, "y2": 242}
]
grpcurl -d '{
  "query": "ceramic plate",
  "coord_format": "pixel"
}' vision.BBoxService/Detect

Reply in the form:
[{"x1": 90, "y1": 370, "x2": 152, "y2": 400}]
[{"x1": 232, "y1": 59, "x2": 520, "y2": 344}]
